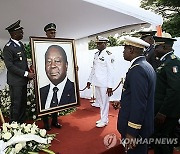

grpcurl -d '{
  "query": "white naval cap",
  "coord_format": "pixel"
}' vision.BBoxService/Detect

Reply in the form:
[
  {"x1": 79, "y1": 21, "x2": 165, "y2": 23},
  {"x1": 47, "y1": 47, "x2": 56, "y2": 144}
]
[
  {"x1": 122, "y1": 36, "x2": 150, "y2": 48},
  {"x1": 95, "y1": 36, "x2": 109, "y2": 43}
]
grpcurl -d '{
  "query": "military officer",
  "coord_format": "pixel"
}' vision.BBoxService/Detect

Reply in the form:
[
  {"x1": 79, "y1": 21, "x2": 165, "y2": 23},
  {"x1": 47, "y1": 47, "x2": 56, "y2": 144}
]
[
  {"x1": 153, "y1": 33, "x2": 180, "y2": 154},
  {"x1": 3, "y1": 20, "x2": 34, "y2": 123},
  {"x1": 87, "y1": 36, "x2": 114, "y2": 128},
  {"x1": 42, "y1": 23, "x2": 62, "y2": 131},
  {"x1": 114, "y1": 36, "x2": 156, "y2": 154},
  {"x1": 137, "y1": 28, "x2": 161, "y2": 70}
]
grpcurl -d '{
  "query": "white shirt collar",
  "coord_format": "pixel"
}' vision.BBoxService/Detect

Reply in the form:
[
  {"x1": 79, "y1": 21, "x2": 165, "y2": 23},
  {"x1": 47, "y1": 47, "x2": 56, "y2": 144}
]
[
  {"x1": 98, "y1": 48, "x2": 106, "y2": 56},
  {"x1": 11, "y1": 38, "x2": 21, "y2": 46},
  {"x1": 45, "y1": 76, "x2": 68, "y2": 109}
]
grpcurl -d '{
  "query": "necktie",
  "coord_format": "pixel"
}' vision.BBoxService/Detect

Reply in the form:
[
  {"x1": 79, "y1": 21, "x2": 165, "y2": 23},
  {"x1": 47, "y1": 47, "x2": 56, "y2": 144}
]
[{"x1": 50, "y1": 87, "x2": 59, "y2": 108}]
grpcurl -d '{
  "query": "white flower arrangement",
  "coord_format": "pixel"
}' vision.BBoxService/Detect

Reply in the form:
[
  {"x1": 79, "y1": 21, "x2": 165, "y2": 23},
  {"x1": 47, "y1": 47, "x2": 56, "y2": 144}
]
[
  {"x1": 0, "y1": 81, "x2": 37, "y2": 120},
  {"x1": 0, "y1": 82, "x2": 77, "y2": 120},
  {"x1": 0, "y1": 122, "x2": 56, "y2": 154}
]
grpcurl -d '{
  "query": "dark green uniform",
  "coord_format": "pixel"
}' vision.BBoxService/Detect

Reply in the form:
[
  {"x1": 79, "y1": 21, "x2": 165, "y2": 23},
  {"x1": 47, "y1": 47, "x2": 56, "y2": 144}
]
[{"x1": 154, "y1": 52, "x2": 180, "y2": 154}]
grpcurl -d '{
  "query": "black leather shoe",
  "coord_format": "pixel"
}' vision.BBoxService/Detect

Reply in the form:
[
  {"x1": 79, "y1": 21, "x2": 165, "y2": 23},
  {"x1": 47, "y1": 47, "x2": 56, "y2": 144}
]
[
  {"x1": 44, "y1": 123, "x2": 51, "y2": 131},
  {"x1": 52, "y1": 122, "x2": 62, "y2": 129}
]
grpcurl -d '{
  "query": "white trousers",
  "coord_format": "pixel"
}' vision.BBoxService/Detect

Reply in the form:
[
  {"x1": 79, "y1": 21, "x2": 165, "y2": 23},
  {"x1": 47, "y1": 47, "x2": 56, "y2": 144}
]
[{"x1": 95, "y1": 86, "x2": 109, "y2": 123}]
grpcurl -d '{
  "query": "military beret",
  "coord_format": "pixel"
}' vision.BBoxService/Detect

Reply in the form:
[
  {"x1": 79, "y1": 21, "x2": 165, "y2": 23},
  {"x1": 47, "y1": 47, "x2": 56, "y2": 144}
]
[
  {"x1": 153, "y1": 32, "x2": 177, "y2": 46},
  {"x1": 44, "y1": 23, "x2": 56, "y2": 32},
  {"x1": 5, "y1": 20, "x2": 23, "y2": 33},
  {"x1": 122, "y1": 36, "x2": 150, "y2": 49},
  {"x1": 96, "y1": 36, "x2": 109, "y2": 43}
]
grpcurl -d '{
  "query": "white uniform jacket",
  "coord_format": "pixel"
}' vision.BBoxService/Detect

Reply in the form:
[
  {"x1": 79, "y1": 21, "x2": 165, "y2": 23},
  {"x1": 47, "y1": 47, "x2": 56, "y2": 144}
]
[{"x1": 88, "y1": 49, "x2": 114, "y2": 88}]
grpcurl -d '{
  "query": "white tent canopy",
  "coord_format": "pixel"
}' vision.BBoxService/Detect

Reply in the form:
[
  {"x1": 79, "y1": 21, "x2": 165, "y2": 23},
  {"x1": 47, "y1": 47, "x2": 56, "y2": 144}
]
[
  {"x1": 0, "y1": 0, "x2": 163, "y2": 100},
  {"x1": 0, "y1": 0, "x2": 163, "y2": 44}
]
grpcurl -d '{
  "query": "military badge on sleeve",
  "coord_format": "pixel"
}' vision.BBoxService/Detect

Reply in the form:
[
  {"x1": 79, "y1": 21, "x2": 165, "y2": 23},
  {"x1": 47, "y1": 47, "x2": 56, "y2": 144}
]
[{"x1": 172, "y1": 66, "x2": 178, "y2": 73}]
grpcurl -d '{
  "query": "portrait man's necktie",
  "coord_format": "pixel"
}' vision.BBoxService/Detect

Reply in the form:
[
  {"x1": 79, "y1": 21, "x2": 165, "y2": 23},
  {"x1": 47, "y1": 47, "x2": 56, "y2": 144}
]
[{"x1": 50, "y1": 87, "x2": 59, "y2": 108}]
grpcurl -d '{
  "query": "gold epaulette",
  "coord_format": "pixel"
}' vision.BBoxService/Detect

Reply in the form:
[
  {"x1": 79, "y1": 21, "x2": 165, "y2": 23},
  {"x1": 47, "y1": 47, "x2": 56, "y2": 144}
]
[
  {"x1": 129, "y1": 64, "x2": 139, "y2": 70},
  {"x1": 106, "y1": 50, "x2": 112, "y2": 55},
  {"x1": 128, "y1": 121, "x2": 142, "y2": 129}
]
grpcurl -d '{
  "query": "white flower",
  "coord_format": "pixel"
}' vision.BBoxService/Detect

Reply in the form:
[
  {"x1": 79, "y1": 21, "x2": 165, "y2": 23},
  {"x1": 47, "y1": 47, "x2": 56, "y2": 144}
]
[
  {"x1": 114, "y1": 33, "x2": 120, "y2": 39},
  {"x1": 3, "y1": 123, "x2": 10, "y2": 128},
  {"x1": 20, "y1": 142, "x2": 26, "y2": 148},
  {"x1": 27, "y1": 124, "x2": 32, "y2": 128},
  {"x1": 30, "y1": 128, "x2": 36, "y2": 134},
  {"x1": 11, "y1": 122, "x2": 18, "y2": 129},
  {"x1": 28, "y1": 142, "x2": 32, "y2": 147},
  {"x1": 47, "y1": 137, "x2": 53, "y2": 144},
  {"x1": 40, "y1": 129, "x2": 46, "y2": 137},
  {"x1": 27, "y1": 101, "x2": 31, "y2": 105},
  {"x1": 2, "y1": 124, "x2": 8, "y2": 132},
  {"x1": 14, "y1": 143, "x2": 23, "y2": 153},
  {"x1": 14, "y1": 129, "x2": 22, "y2": 136},
  {"x1": 2, "y1": 132, "x2": 12, "y2": 140},
  {"x1": 32, "y1": 123, "x2": 38, "y2": 130},
  {"x1": 31, "y1": 108, "x2": 35, "y2": 112},
  {"x1": 33, "y1": 115, "x2": 36, "y2": 120},
  {"x1": 20, "y1": 123, "x2": 26, "y2": 128},
  {"x1": 24, "y1": 126, "x2": 31, "y2": 133}
]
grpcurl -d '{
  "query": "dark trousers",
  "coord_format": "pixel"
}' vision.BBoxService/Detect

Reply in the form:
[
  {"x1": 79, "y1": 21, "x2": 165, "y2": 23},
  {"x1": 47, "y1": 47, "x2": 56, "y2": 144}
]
[
  {"x1": 153, "y1": 117, "x2": 179, "y2": 154},
  {"x1": 43, "y1": 112, "x2": 58, "y2": 126},
  {"x1": 9, "y1": 85, "x2": 27, "y2": 123}
]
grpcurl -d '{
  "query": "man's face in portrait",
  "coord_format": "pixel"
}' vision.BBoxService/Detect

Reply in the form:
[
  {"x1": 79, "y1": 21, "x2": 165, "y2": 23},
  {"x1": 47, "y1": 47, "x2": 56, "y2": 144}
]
[{"x1": 45, "y1": 47, "x2": 67, "y2": 86}]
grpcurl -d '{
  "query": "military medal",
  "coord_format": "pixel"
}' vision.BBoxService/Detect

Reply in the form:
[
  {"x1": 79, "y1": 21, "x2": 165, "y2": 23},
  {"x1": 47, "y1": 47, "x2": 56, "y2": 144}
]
[{"x1": 20, "y1": 57, "x2": 22, "y2": 61}]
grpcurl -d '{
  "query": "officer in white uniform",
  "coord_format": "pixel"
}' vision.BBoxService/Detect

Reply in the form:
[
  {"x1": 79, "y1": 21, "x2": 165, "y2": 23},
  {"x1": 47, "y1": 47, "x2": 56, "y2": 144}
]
[{"x1": 87, "y1": 36, "x2": 114, "y2": 127}]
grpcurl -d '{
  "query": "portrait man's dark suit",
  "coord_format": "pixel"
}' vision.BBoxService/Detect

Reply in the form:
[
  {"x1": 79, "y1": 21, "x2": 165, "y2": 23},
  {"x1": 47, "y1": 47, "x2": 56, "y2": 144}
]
[{"x1": 40, "y1": 78, "x2": 76, "y2": 110}]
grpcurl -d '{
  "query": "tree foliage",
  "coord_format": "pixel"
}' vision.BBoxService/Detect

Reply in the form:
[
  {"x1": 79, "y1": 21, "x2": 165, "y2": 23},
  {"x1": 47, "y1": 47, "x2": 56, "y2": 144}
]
[{"x1": 140, "y1": 0, "x2": 180, "y2": 37}]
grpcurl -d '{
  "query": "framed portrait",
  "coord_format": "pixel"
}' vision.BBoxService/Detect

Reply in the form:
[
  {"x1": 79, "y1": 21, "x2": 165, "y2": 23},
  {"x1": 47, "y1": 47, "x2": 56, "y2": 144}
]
[{"x1": 30, "y1": 37, "x2": 80, "y2": 117}]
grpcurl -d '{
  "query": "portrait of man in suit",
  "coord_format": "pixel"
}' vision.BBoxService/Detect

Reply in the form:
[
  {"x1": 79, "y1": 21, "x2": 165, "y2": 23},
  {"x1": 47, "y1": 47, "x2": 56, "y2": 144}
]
[{"x1": 40, "y1": 45, "x2": 76, "y2": 110}]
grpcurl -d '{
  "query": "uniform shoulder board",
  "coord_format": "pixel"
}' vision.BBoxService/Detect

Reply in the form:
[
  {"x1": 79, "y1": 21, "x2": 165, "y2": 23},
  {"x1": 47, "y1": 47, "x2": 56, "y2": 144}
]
[
  {"x1": 6, "y1": 42, "x2": 11, "y2": 46},
  {"x1": 106, "y1": 50, "x2": 112, "y2": 55},
  {"x1": 171, "y1": 54, "x2": 176, "y2": 60},
  {"x1": 129, "y1": 64, "x2": 140, "y2": 70}
]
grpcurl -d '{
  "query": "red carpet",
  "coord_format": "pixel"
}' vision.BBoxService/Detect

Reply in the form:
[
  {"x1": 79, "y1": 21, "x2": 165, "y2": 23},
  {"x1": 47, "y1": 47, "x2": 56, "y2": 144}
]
[
  {"x1": 1, "y1": 98, "x2": 180, "y2": 154},
  {"x1": 37, "y1": 98, "x2": 180, "y2": 154}
]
